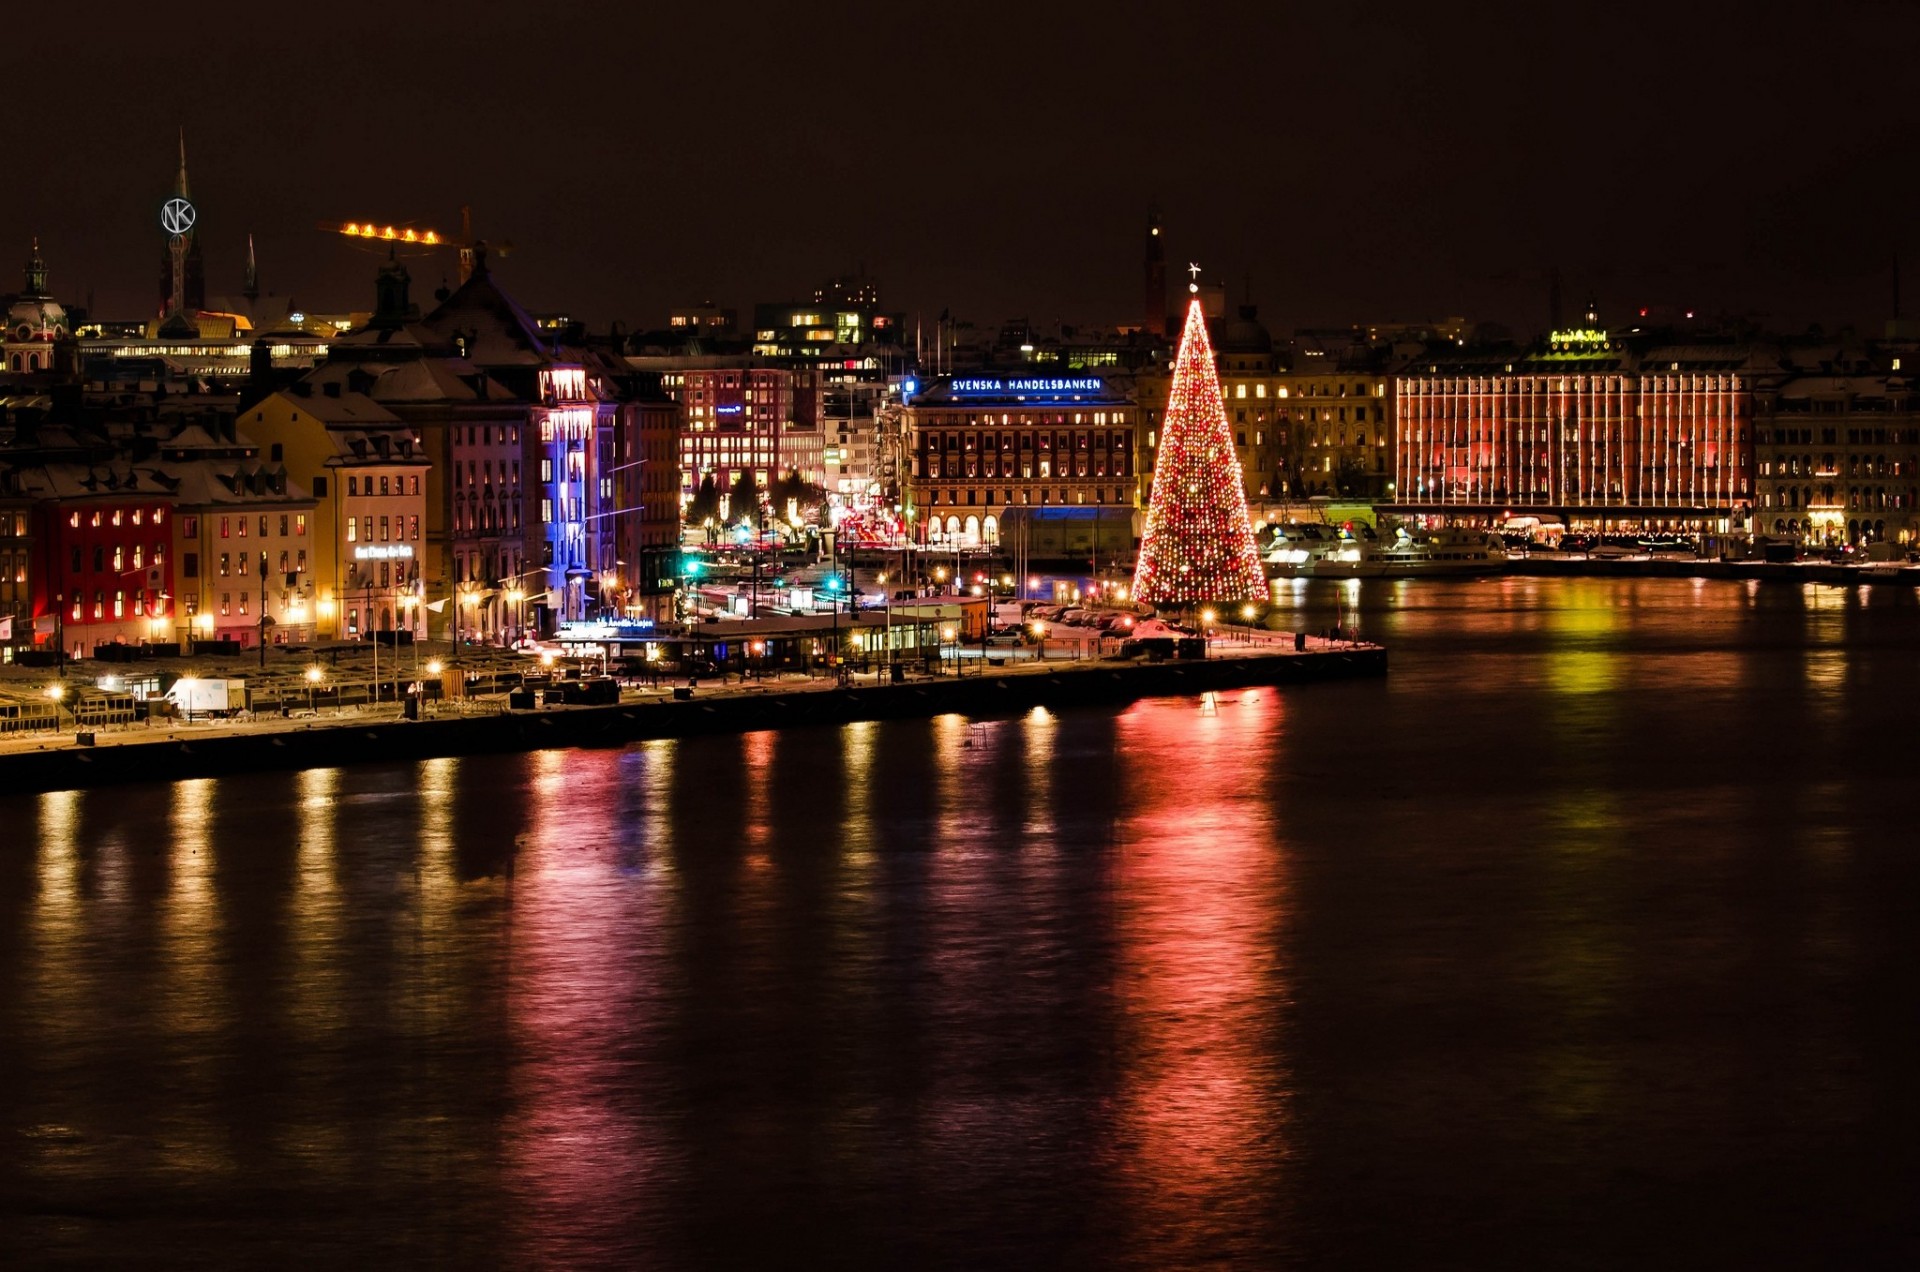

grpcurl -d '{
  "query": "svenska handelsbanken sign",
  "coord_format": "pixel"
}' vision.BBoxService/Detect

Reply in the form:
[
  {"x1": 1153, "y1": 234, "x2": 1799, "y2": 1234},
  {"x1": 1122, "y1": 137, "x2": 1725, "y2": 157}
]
[{"x1": 950, "y1": 376, "x2": 1106, "y2": 396}]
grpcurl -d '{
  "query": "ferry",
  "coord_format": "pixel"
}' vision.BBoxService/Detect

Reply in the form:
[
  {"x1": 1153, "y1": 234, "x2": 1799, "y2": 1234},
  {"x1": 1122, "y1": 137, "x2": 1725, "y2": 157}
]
[
  {"x1": 1376, "y1": 528, "x2": 1511, "y2": 576},
  {"x1": 1264, "y1": 523, "x2": 1386, "y2": 579}
]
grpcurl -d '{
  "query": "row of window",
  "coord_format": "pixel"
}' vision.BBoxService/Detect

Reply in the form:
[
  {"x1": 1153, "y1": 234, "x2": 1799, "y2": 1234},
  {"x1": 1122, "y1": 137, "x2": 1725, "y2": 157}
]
[
  {"x1": 206, "y1": 514, "x2": 309, "y2": 539},
  {"x1": 344, "y1": 516, "x2": 421, "y2": 543},
  {"x1": 68, "y1": 590, "x2": 168, "y2": 622},
  {"x1": 66, "y1": 507, "x2": 166, "y2": 529},
  {"x1": 1757, "y1": 427, "x2": 1920, "y2": 445},
  {"x1": 1758, "y1": 487, "x2": 1915, "y2": 510},
  {"x1": 923, "y1": 457, "x2": 1128, "y2": 479},
  {"x1": 348, "y1": 474, "x2": 418, "y2": 497},
  {"x1": 463, "y1": 460, "x2": 522, "y2": 488},
  {"x1": 206, "y1": 550, "x2": 308, "y2": 578},
  {"x1": 922, "y1": 431, "x2": 1130, "y2": 452},
  {"x1": 456, "y1": 501, "x2": 521, "y2": 534},
  {"x1": 922, "y1": 487, "x2": 1128, "y2": 507},
  {"x1": 1759, "y1": 456, "x2": 1913, "y2": 477},
  {"x1": 69, "y1": 542, "x2": 166, "y2": 574}
]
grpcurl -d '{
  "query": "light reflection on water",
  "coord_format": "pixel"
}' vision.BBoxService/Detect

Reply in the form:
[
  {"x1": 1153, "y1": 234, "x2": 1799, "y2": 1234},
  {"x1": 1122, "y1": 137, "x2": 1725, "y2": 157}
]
[{"x1": 0, "y1": 577, "x2": 1916, "y2": 1268}]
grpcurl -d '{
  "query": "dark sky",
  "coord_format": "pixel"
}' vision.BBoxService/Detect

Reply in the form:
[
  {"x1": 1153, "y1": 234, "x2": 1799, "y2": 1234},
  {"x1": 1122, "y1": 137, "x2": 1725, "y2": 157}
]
[{"x1": 12, "y1": 1, "x2": 1920, "y2": 337}]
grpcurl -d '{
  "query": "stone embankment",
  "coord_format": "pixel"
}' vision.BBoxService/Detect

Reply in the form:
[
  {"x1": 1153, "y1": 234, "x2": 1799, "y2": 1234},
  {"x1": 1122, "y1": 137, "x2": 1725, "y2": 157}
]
[{"x1": 0, "y1": 644, "x2": 1386, "y2": 794}]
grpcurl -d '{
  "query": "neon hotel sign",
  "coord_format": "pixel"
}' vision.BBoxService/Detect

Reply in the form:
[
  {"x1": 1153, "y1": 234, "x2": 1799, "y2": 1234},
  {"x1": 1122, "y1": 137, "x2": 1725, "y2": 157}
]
[{"x1": 950, "y1": 376, "x2": 1105, "y2": 396}]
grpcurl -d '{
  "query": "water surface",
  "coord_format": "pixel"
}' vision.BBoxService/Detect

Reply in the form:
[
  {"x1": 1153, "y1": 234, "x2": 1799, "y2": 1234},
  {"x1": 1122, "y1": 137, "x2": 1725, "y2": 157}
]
[{"x1": 1, "y1": 577, "x2": 1915, "y2": 1268}]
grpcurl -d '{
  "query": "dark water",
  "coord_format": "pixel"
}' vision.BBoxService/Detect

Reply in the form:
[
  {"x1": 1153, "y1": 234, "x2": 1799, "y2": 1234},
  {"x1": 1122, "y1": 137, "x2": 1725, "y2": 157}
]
[{"x1": 2, "y1": 577, "x2": 1917, "y2": 1269}]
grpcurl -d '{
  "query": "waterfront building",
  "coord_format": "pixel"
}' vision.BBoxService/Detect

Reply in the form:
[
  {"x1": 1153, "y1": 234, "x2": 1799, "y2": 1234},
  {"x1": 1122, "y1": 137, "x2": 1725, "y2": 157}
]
[
  {"x1": 304, "y1": 255, "x2": 529, "y2": 640},
  {"x1": 903, "y1": 374, "x2": 1138, "y2": 550},
  {"x1": 626, "y1": 355, "x2": 823, "y2": 515},
  {"x1": 611, "y1": 389, "x2": 683, "y2": 622},
  {"x1": 243, "y1": 385, "x2": 430, "y2": 640},
  {"x1": 160, "y1": 422, "x2": 318, "y2": 646},
  {"x1": 1387, "y1": 329, "x2": 1767, "y2": 534},
  {"x1": 1751, "y1": 357, "x2": 1920, "y2": 545},
  {"x1": 15, "y1": 460, "x2": 176, "y2": 656},
  {"x1": 0, "y1": 494, "x2": 32, "y2": 661},
  {"x1": 1280, "y1": 337, "x2": 1394, "y2": 501}
]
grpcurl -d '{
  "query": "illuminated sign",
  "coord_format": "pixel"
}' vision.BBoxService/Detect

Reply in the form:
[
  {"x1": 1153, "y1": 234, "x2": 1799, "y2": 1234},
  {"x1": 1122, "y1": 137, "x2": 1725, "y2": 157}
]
[
  {"x1": 950, "y1": 376, "x2": 1106, "y2": 396},
  {"x1": 161, "y1": 197, "x2": 196, "y2": 236},
  {"x1": 714, "y1": 404, "x2": 744, "y2": 415},
  {"x1": 1548, "y1": 328, "x2": 1609, "y2": 349},
  {"x1": 558, "y1": 619, "x2": 656, "y2": 641},
  {"x1": 354, "y1": 545, "x2": 414, "y2": 560}
]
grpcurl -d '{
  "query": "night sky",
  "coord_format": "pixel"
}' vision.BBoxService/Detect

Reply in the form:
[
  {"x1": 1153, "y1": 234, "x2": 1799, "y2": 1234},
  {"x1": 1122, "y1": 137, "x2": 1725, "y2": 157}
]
[{"x1": 13, "y1": 1, "x2": 1919, "y2": 337}]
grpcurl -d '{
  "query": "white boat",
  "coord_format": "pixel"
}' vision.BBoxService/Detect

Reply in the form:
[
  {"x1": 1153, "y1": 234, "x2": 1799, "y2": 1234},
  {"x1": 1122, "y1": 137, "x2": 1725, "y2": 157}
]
[
  {"x1": 1264, "y1": 523, "x2": 1386, "y2": 579},
  {"x1": 1377, "y1": 528, "x2": 1511, "y2": 576}
]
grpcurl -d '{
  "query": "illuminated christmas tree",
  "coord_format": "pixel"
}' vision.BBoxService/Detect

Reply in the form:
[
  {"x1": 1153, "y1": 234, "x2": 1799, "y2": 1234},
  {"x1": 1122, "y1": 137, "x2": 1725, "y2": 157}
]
[{"x1": 1133, "y1": 280, "x2": 1269, "y2": 606}]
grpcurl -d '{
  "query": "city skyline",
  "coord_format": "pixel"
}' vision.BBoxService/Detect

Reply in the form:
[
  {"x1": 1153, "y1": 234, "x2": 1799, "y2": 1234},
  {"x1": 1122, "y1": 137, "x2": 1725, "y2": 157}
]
[{"x1": 9, "y1": 2, "x2": 1919, "y2": 334}]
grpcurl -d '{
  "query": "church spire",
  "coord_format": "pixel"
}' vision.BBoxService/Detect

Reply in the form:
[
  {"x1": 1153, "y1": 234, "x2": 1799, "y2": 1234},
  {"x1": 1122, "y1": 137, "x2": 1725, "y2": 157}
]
[
  {"x1": 244, "y1": 232, "x2": 259, "y2": 303},
  {"x1": 24, "y1": 237, "x2": 47, "y2": 296},
  {"x1": 175, "y1": 127, "x2": 190, "y2": 200}
]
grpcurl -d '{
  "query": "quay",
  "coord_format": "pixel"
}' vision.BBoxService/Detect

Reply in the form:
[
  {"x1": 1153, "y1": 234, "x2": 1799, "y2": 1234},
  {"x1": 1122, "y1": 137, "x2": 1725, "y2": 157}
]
[{"x1": 0, "y1": 638, "x2": 1385, "y2": 795}]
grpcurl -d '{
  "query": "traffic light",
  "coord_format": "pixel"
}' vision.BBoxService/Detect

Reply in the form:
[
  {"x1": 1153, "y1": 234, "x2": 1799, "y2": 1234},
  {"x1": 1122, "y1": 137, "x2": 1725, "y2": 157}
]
[{"x1": 683, "y1": 556, "x2": 703, "y2": 578}]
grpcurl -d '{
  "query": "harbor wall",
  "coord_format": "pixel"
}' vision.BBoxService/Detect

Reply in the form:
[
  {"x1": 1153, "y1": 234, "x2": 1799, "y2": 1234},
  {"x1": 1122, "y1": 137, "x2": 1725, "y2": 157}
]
[{"x1": 0, "y1": 648, "x2": 1385, "y2": 795}]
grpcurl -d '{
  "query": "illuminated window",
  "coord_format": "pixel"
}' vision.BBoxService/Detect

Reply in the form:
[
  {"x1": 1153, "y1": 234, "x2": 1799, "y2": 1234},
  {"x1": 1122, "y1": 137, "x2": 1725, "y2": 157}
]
[{"x1": 296, "y1": 514, "x2": 306, "y2": 537}]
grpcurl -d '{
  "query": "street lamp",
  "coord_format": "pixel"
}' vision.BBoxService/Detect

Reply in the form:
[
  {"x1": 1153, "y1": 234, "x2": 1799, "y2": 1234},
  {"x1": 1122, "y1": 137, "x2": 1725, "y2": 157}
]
[
  {"x1": 304, "y1": 664, "x2": 323, "y2": 713},
  {"x1": 1200, "y1": 607, "x2": 1217, "y2": 657}
]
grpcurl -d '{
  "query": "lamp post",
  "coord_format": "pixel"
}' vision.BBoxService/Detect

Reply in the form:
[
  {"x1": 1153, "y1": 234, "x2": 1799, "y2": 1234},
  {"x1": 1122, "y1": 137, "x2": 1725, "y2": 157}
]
[
  {"x1": 1200, "y1": 607, "x2": 1216, "y2": 658},
  {"x1": 305, "y1": 664, "x2": 323, "y2": 714},
  {"x1": 257, "y1": 552, "x2": 270, "y2": 669},
  {"x1": 44, "y1": 682, "x2": 65, "y2": 735}
]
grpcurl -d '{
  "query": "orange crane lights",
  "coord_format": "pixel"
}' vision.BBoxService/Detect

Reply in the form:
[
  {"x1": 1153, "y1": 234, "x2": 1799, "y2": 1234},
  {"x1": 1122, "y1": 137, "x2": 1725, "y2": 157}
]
[
  {"x1": 319, "y1": 207, "x2": 510, "y2": 285},
  {"x1": 334, "y1": 222, "x2": 442, "y2": 245}
]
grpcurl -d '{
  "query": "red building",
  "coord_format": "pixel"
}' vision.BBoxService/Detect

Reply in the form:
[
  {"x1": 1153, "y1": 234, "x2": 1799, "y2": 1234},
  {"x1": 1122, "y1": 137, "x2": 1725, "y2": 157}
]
[
  {"x1": 626, "y1": 355, "x2": 823, "y2": 516},
  {"x1": 611, "y1": 394, "x2": 682, "y2": 622},
  {"x1": 1390, "y1": 333, "x2": 1768, "y2": 533},
  {"x1": 22, "y1": 466, "x2": 176, "y2": 655}
]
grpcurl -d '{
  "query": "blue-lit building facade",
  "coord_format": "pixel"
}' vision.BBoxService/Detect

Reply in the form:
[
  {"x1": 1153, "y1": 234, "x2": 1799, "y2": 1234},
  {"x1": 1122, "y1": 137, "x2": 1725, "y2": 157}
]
[
  {"x1": 904, "y1": 375, "x2": 1138, "y2": 548},
  {"x1": 531, "y1": 363, "x2": 620, "y2": 623}
]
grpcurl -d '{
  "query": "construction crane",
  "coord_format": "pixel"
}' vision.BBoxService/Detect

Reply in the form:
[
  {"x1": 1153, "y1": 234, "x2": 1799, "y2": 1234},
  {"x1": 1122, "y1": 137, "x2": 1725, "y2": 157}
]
[{"x1": 318, "y1": 206, "x2": 513, "y2": 286}]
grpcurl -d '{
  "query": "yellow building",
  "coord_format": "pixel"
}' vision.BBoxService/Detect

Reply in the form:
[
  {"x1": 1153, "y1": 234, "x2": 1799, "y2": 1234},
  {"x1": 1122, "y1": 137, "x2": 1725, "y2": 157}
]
[{"x1": 241, "y1": 385, "x2": 431, "y2": 639}]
